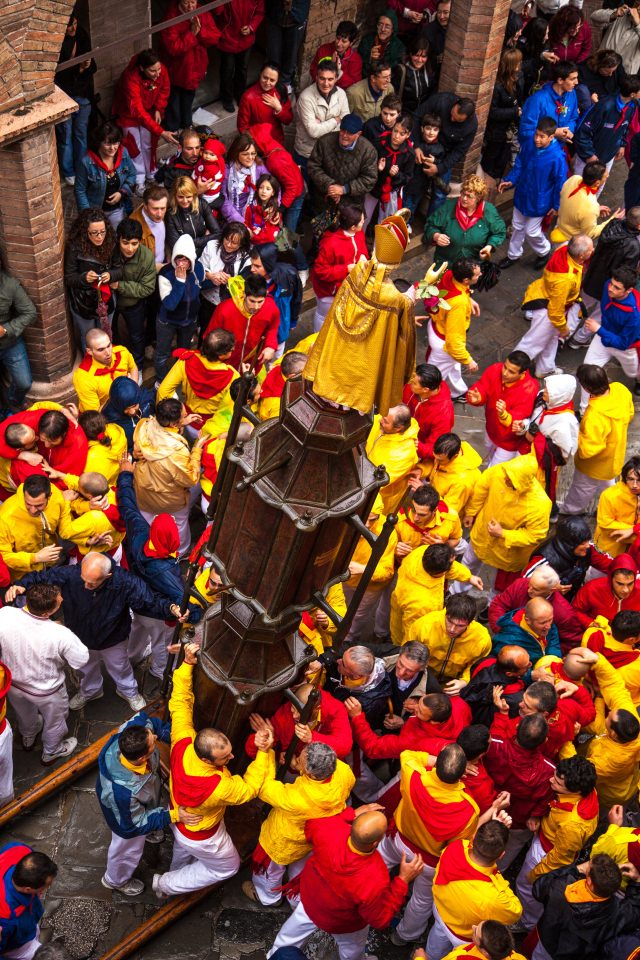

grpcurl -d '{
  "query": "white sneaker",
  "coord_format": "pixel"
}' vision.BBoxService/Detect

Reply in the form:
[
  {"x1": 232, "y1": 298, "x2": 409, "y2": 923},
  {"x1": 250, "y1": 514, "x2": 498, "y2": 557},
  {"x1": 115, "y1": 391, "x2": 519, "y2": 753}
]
[
  {"x1": 101, "y1": 874, "x2": 145, "y2": 897},
  {"x1": 42, "y1": 737, "x2": 78, "y2": 766},
  {"x1": 22, "y1": 716, "x2": 44, "y2": 751},
  {"x1": 69, "y1": 690, "x2": 104, "y2": 711},
  {"x1": 152, "y1": 873, "x2": 169, "y2": 900},
  {"x1": 64, "y1": 176, "x2": 76, "y2": 186},
  {"x1": 116, "y1": 690, "x2": 146, "y2": 712},
  {"x1": 145, "y1": 830, "x2": 165, "y2": 844},
  {"x1": 298, "y1": 269, "x2": 309, "y2": 287}
]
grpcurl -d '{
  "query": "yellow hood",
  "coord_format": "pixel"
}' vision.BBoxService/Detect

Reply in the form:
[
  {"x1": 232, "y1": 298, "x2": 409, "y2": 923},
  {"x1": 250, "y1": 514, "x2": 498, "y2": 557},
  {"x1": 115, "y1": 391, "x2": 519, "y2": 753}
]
[
  {"x1": 133, "y1": 417, "x2": 189, "y2": 462},
  {"x1": 502, "y1": 453, "x2": 539, "y2": 492}
]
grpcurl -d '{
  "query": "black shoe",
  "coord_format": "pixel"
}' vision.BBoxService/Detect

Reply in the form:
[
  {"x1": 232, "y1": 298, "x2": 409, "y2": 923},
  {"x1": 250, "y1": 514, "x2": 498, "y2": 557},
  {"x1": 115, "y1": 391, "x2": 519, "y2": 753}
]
[
  {"x1": 452, "y1": 394, "x2": 468, "y2": 404},
  {"x1": 534, "y1": 253, "x2": 551, "y2": 270},
  {"x1": 221, "y1": 100, "x2": 235, "y2": 113},
  {"x1": 634, "y1": 381, "x2": 640, "y2": 397},
  {"x1": 498, "y1": 256, "x2": 520, "y2": 270}
]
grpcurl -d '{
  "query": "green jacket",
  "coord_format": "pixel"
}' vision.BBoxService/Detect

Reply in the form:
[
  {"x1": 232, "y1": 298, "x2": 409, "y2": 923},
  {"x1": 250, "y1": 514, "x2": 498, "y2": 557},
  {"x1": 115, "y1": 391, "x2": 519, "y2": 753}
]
[
  {"x1": 0, "y1": 272, "x2": 36, "y2": 352},
  {"x1": 114, "y1": 245, "x2": 157, "y2": 309},
  {"x1": 423, "y1": 199, "x2": 507, "y2": 267},
  {"x1": 358, "y1": 9, "x2": 405, "y2": 72}
]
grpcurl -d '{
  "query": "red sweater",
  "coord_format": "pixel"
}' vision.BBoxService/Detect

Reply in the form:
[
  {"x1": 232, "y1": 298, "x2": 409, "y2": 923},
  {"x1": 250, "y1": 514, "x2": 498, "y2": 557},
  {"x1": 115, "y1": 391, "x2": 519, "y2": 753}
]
[
  {"x1": 402, "y1": 382, "x2": 454, "y2": 460},
  {"x1": 244, "y1": 689, "x2": 352, "y2": 760},
  {"x1": 488, "y1": 578, "x2": 583, "y2": 651},
  {"x1": 462, "y1": 758, "x2": 496, "y2": 813},
  {"x1": 159, "y1": 2, "x2": 220, "y2": 91},
  {"x1": 205, "y1": 296, "x2": 280, "y2": 371},
  {"x1": 301, "y1": 810, "x2": 409, "y2": 933},
  {"x1": 490, "y1": 688, "x2": 593, "y2": 761},
  {"x1": 0, "y1": 409, "x2": 88, "y2": 491},
  {"x1": 237, "y1": 83, "x2": 293, "y2": 146},
  {"x1": 249, "y1": 124, "x2": 304, "y2": 209},
  {"x1": 214, "y1": 0, "x2": 264, "y2": 53},
  {"x1": 467, "y1": 362, "x2": 538, "y2": 452},
  {"x1": 311, "y1": 229, "x2": 369, "y2": 299},
  {"x1": 352, "y1": 696, "x2": 471, "y2": 761},
  {"x1": 573, "y1": 554, "x2": 640, "y2": 628},
  {"x1": 111, "y1": 55, "x2": 170, "y2": 137},
  {"x1": 484, "y1": 735, "x2": 556, "y2": 829},
  {"x1": 310, "y1": 43, "x2": 363, "y2": 89}
]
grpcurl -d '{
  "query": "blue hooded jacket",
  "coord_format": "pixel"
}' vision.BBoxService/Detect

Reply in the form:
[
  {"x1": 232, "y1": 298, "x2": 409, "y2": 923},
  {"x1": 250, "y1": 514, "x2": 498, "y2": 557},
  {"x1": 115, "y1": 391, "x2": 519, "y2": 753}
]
[
  {"x1": 157, "y1": 234, "x2": 205, "y2": 329},
  {"x1": 0, "y1": 843, "x2": 44, "y2": 953},
  {"x1": 519, "y1": 82, "x2": 579, "y2": 144},
  {"x1": 103, "y1": 375, "x2": 155, "y2": 452},
  {"x1": 508, "y1": 136, "x2": 567, "y2": 217},
  {"x1": 598, "y1": 284, "x2": 640, "y2": 350}
]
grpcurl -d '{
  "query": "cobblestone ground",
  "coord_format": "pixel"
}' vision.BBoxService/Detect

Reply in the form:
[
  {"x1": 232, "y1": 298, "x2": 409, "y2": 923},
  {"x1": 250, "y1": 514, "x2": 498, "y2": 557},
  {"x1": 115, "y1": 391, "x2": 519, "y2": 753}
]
[{"x1": 7, "y1": 161, "x2": 639, "y2": 960}]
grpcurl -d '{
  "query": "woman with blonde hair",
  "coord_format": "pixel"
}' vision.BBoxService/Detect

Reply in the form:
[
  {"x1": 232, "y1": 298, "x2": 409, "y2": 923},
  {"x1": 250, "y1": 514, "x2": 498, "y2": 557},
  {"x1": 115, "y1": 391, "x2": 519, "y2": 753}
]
[
  {"x1": 165, "y1": 175, "x2": 220, "y2": 256},
  {"x1": 481, "y1": 49, "x2": 524, "y2": 183},
  {"x1": 423, "y1": 173, "x2": 507, "y2": 267}
]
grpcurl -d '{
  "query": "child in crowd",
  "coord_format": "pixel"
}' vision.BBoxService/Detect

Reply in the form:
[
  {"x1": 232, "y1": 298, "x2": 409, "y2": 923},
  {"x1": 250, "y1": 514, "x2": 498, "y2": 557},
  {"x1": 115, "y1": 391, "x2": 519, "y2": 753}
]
[
  {"x1": 364, "y1": 114, "x2": 415, "y2": 225},
  {"x1": 192, "y1": 137, "x2": 226, "y2": 210},
  {"x1": 363, "y1": 93, "x2": 403, "y2": 145},
  {"x1": 405, "y1": 112, "x2": 448, "y2": 214},
  {"x1": 498, "y1": 116, "x2": 566, "y2": 270},
  {"x1": 310, "y1": 20, "x2": 363, "y2": 90},
  {"x1": 244, "y1": 174, "x2": 282, "y2": 246}
]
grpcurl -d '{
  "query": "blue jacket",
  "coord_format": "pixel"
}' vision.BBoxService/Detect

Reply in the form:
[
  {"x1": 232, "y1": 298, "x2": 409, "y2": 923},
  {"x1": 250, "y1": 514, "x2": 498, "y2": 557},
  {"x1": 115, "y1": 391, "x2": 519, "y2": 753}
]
[
  {"x1": 575, "y1": 96, "x2": 638, "y2": 164},
  {"x1": 75, "y1": 147, "x2": 137, "y2": 211},
  {"x1": 96, "y1": 712, "x2": 172, "y2": 839},
  {"x1": 103, "y1": 376, "x2": 155, "y2": 452},
  {"x1": 508, "y1": 137, "x2": 566, "y2": 217},
  {"x1": 158, "y1": 234, "x2": 204, "y2": 329},
  {"x1": 116, "y1": 472, "x2": 201, "y2": 622},
  {"x1": 519, "y1": 83, "x2": 579, "y2": 143},
  {"x1": 493, "y1": 609, "x2": 562, "y2": 663},
  {"x1": 598, "y1": 285, "x2": 640, "y2": 350},
  {"x1": 0, "y1": 843, "x2": 44, "y2": 953},
  {"x1": 17, "y1": 560, "x2": 173, "y2": 650}
]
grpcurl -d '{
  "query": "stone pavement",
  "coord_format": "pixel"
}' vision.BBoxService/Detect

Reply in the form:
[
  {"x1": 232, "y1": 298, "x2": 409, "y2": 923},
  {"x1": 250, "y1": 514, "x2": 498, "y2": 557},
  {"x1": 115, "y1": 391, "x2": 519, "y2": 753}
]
[{"x1": 6, "y1": 160, "x2": 640, "y2": 960}]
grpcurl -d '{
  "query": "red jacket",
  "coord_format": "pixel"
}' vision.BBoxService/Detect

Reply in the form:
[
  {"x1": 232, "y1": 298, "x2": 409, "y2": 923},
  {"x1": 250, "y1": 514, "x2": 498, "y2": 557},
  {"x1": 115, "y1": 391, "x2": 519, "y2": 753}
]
[
  {"x1": 111, "y1": 55, "x2": 171, "y2": 137},
  {"x1": 352, "y1": 696, "x2": 471, "y2": 761},
  {"x1": 573, "y1": 553, "x2": 640, "y2": 628},
  {"x1": 301, "y1": 809, "x2": 409, "y2": 934},
  {"x1": 249, "y1": 124, "x2": 304, "y2": 209},
  {"x1": 237, "y1": 83, "x2": 293, "y2": 146},
  {"x1": 484, "y1": 735, "x2": 556, "y2": 829},
  {"x1": 214, "y1": 0, "x2": 264, "y2": 53},
  {"x1": 467, "y1": 362, "x2": 538, "y2": 452},
  {"x1": 490, "y1": 689, "x2": 592, "y2": 761},
  {"x1": 205, "y1": 296, "x2": 280, "y2": 371},
  {"x1": 388, "y1": 0, "x2": 437, "y2": 33},
  {"x1": 310, "y1": 43, "x2": 363, "y2": 89},
  {"x1": 244, "y1": 689, "x2": 352, "y2": 759},
  {"x1": 402, "y1": 382, "x2": 454, "y2": 460},
  {"x1": 489, "y1": 577, "x2": 584, "y2": 652},
  {"x1": 311, "y1": 229, "x2": 369, "y2": 299},
  {"x1": 462, "y1": 758, "x2": 496, "y2": 813},
  {"x1": 160, "y1": 2, "x2": 220, "y2": 91},
  {"x1": 0, "y1": 409, "x2": 88, "y2": 491}
]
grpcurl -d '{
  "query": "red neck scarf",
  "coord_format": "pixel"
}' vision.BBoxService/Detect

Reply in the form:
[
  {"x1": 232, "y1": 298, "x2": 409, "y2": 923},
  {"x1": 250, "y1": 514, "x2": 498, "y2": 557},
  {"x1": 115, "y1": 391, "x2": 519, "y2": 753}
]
[
  {"x1": 173, "y1": 349, "x2": 235, "y2": 399},
  {"x1": 587, "y1": 628, "x2": 640, "y2": 668},
  {"x1": 539, "y1": 400, "x2": 575, "y2": 423},
  {"x1": 143, "y1": 513, "x2": 180, "y2": 558},
  {"x1": 455, "y1": 199, "x2": 485, "y2": 232},
  {"x1": 551, "y1": 789, "x2": 599, "y2": 820},
  {"x1": 379, "y1": 131, "x2": 405, "y2": 204},
  {"x1": 568, "y1": 179, "x2": 597, "y2": 198},
  {"x1": 435, "y1": 840, "x2": 496, "y2": 886},
  {"x1": 79, "y1": 349, "x2": 123, "y2": 378},
  {"x1": 170, "y1": 737, "x2": 220, "y2": 806},
  {"x1": 546, "y1": 244, "x2": 580, "y2": 277},
  {"x1": 87, "y1": 146, "x2": 124, "y2": 173},
  {"x1": 439, "y1": 269, "x2": 469, "y2": 303}
]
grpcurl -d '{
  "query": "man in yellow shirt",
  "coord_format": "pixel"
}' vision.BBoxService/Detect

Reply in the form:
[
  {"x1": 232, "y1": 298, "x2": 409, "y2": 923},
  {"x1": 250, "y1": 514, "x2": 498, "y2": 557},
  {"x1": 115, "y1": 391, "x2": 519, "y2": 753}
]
[
  {"x1": 365, "y1": 405, "x2": 419, "y2": 514},
  {"x1": 73, "y1": 328, "x2": 138, "y2": 413},
  {"x1": 0, "y1": 475, "x2": 81, "y2": 577},
  {"x1": 395, "y1": 483, "x2": 462, "y2": 553},
  {"x1": 421, "y1": 432, "x2": 482, "y2": 517},
  {"x1": 153, "y1": 643, "x2": 272, "y2": 897},
  {"x1": 414, "y1": 920, "x2": 524, "y2": 960},
  {"x1": 408, "y1": 594, "x2": 492, "y2": 694},
  {"x1": 426, "y1": 259, "x2": 481, "y2": 400},
  {"x1": 594, "y1": 456, "x2": 640, "y2": 557},
  {"x1": 551, "y1": 162, "x2": 617, "y2": 244}
]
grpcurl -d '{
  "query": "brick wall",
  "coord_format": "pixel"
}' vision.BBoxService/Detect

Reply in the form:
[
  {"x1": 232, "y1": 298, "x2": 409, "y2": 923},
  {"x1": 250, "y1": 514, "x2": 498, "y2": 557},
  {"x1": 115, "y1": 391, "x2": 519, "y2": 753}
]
[
  {"x1": 299, "y1": 0, "x2": 368, "y2": 84},
  {"x1": 0, "y1": 0, "x2": 72, "y2": 112},
  {"x1": 89, "y1": 0, "x2": 151, "y2": 109}
]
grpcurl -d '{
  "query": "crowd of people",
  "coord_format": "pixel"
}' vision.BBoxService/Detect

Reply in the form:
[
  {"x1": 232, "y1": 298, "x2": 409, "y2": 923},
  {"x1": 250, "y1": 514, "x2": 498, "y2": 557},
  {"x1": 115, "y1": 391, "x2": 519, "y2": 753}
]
[{"x1": 5, "y1": 0, "x2": 640, "y2": 959}]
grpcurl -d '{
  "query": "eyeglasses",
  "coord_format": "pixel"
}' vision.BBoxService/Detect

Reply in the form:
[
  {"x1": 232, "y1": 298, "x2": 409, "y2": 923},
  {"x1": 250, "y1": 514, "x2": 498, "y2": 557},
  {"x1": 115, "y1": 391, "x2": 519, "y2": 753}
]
[{"x1": 88, "y1": 229, "x2": 107, "y2": 237}]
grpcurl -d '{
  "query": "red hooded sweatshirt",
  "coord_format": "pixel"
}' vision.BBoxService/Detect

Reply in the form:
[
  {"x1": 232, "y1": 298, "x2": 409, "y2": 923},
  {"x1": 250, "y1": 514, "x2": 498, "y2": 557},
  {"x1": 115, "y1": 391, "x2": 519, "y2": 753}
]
[
  {"x1": 466, "y1": 361, "x2": 539, "y2": 452},
  {"x1": 244, "y1": 689, "x2": 353, "y2": 760},
  {"x1": 352, "y1": 695, "x2": 471, "y2": 761},
  {"x1": 238, "y1": 83, "x2": 293, "y2": 146},
  {"x1": 573, "y1": 553, "x2": 640, "y2": 629},
  {"x1": 484, "y1": 735, "x2": 556, "y2": 829},
  {"x1": 402, "y1": 381, "x2": 454, "y2": 460},
  {"x1": 0, "y1": 409, "x2": 88, "y2": 492},
  {"x1": 249, "y1": 124, "x2": 304, "y2": 209}
]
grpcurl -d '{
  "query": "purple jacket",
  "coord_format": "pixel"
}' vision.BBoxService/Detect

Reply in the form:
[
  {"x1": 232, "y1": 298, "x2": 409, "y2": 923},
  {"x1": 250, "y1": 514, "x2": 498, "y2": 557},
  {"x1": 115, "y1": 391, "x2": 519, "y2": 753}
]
[{"x1": 221, "y1": 161, "x2": 270, "y2": 223}]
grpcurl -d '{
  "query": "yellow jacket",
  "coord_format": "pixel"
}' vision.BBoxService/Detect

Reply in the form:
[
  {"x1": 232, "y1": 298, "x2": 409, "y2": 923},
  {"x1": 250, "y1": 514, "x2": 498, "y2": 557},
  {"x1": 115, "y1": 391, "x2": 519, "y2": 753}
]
[
  {"x1": 390, "y1": 547, "x2": 472, "y2": 644},
  {"x1": 407, "y1": 608, "x2": 492, "y2": 682},
  {"x1": 595, "y1": 481, "x2": 640, "y2": 557},
  {"x1": 592, "y1": 823, "x2": 640, "y2": 868},
  {"x1": 0, "y1": 484, "x2": 80, "y2": 576},
  {"x1": 346, "y1": 514, "x2": 399, "y2": 589},
  {"x1": 582, "y1": 616, "x2": 640, "y2": 711},
  {"x1": 528, "y1": 790, "x2": 599, "y2": 882},
  {"x1": 522, "y1": 245, "x2": 582, "y2": 329},
  {"x1": 551, "y1": 176, "x2": 614, "y2": 242},
  {"x1": 83, "y1": 424, "x2": 128, "y2": 486},
  {"x1": 575, "y1": 382, "x2": 634, "y2": 481},
  {"x1": 157, "y1": 356, "x2": 239, "y2": 419},
  {"x1": 420, "y1": 441, "x2": 482, "y2": 515},
  {"x1": 432, "y1": 280, "x2": 472, "y2": 364},
  {"x1": 168, "y1": 662, "x2": 268, "y2": 831},
  {"x1": 64, "y1": 478, "x2": 126, "y2": 556},
  {"x1": 433, "y1": 839, "x2": 522, "y2": 938},
  {"x1": 365, "y1": 416, "x2": 420, "y2": 514},
  {"x1": 396, "y1": 500, "x2": 462, "y2": 550},
  {"x1": 258, "y1": 752, "x2": 355, "y2": 865},
  {"x1": 466, "y1": 455, "x2": 551, "y2": 572},
  {"x1": 585, "y1": 654, "x2": 640, "y2": 805},
  {"x1": 73, "y1": 347, "x2": 137, "y2": 412},
  {"x1": 299, "y1": 582, "x2": 347, "y2": 655}
]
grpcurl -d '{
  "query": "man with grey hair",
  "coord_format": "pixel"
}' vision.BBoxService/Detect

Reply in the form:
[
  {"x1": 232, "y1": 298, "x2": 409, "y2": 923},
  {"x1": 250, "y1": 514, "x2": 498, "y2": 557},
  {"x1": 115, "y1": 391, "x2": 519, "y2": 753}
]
[
  {"x1": 516, "y1": 234, "x2": 594, "y2": 377},
  {"x1": 242, "y1": 741, "x2": 355, "y2": 907},
  {"x1": 322, "y1": 644, "x2": 392, "y2": 730},
  {"x1": 489, "y1": 563, "x2": 583, "y2": 650},
  {"x1": 385, "y1": 641, "x2": 442, "y2": 727}
]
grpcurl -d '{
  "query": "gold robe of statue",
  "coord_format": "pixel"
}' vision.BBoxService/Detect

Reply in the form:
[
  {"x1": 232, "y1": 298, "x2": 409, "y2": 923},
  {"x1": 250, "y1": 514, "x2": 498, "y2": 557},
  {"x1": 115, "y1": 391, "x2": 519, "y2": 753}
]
[{"x1": 304, "y1": 214, "x2": 416, "y2": 416}]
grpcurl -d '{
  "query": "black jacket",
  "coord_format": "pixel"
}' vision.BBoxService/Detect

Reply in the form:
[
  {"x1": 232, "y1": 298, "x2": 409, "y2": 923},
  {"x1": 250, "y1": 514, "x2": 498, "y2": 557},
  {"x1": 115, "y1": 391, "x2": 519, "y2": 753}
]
[
  {"x1": 165, "y1": 200, "x2": 220, "y2": 257},
  {"x1": 370, "y1": 134, "x2": 415, "y2": 199},
  {"x1": 56, "y1": 26, "x2": 96, "y2": 100},
  {"x1": 527, "y1": 517, "x2": 607, "y2": 600},
  {"x1": 578, "y1": 61, "x2": 626, "y2": 99},
  {"x1": 483, "y1": 78, "x2": 524, "y2": 144},
  {"x1": 64, "y1": 243, "x2": 123, "y2": 318},
  {"x1": 460, "y1": 659, "x2": 526, "y2": 726},
  {"x1": 583, "y1": 218, "x2": 640, "y2": 300},
  {"x1": 423, "y1": 19, "x2": 446, "y2": 82},
  {"x1": 415, "y1": 93, "x2": 478, "y2": 174},
  {"x1": 393, "y1": 61, "x2": 433, "y2": 115},
  {"x1": 320, "y1": 649, "x2": 392, "y2": 731},
  {"x1": 307, "y1": 133, "x2": 378, "y2": 203}
]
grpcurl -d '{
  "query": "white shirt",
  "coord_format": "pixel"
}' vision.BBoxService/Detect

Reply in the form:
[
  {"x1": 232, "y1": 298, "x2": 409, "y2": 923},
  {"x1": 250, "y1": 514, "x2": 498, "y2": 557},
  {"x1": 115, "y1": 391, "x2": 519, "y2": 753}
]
[{"x1": 0, "y1": 606, "x2": 89, "y2": 695}]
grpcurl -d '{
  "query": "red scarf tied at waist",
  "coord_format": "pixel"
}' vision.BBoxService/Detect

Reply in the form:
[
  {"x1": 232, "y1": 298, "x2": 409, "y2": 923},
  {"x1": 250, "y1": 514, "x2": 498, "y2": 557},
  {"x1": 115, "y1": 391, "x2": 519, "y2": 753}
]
[
  {"x1": 455, "y1": 199, "x2": 485, "y2": 232},
  {"x1": 143, "y1": 513, "x2": 180, "y2": 558},
  {"x1": 173, "y1": 348, "x2": 235, "y2": 399}
]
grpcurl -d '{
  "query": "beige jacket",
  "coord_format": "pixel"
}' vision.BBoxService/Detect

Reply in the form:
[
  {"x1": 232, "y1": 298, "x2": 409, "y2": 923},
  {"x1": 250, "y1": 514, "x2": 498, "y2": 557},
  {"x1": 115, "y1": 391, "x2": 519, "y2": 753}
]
[
  {"x1": 133, "y1": 417, "x2": 201, "y2": 513},
  {"x1": 592, "y1": 8, "x2": 640, "y2": 73}
]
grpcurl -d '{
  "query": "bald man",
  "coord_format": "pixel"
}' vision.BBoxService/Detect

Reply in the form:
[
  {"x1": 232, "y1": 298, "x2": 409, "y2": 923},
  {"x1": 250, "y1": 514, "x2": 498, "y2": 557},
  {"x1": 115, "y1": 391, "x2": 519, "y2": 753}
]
[
  {"x1": 365, "y1": 404, "x2": 420, "y2": 514},
  {"x1": 73, "y1": 328, "x2": 138, "y2": 413},
  {"x1": 460, "y1": 645, "x2": 532, "y2": 727},
  {"x1": 267, "y1": 807, "x2": 423, "y2": 959},
  {"x1": 489, "y1": 564, "x2": 583, "y2": 652},
  {"x1": 245, "y1": 682, "x2": 352, "y2": 761},
  {"x1": 493, "y1": 596, "x2": 561, "y2": 663}
]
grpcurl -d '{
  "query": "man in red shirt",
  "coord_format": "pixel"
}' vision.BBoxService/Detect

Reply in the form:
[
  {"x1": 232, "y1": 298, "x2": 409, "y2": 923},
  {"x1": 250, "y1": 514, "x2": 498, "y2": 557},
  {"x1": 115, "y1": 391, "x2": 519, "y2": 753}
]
[
  {"x1": 491, "y1": 678, "x2": 593, "y2": 761},
  {"x1": 244, "y1": 685, "x2": 352, "y2": 761},
  {"x1": 402, "y1": 363, "x2": 454, "y2": 461},
  {"x1": 466, "y1": 351, "x2": 539, "y2": 467},
  {"x1": 309, "y1": 21, "x2": 363, "y2": 90},
  {"x1": 0, "y1": 406, "x2": 87, "y2": 495},
  {"x1": 489, "y1": 564, "x2": 584, "y2": 652},
  {"x1": 205, "y1": 274, "x2": 279, "y2": 372},
  {"x1": 573, "y1": 553, "x2": 640, "y2": 628},
  {"x1": 266, "y1": 807, "x2": 423, "y2": 958}
]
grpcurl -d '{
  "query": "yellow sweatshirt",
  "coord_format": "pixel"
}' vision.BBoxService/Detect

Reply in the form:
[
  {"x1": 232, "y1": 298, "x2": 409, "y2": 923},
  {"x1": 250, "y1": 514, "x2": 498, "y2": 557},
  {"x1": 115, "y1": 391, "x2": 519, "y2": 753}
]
[
  {"x1": 420, "y1": 441, "x2": 482, "y2": 515},
  {"x1": 298, "y1": 582, "x2": 347, "y2": 655},
  {"x1": 346, "y1": 514, "x2": 399, "y2": 589},
  {"x1": 407, "y1": 609, "x2": 492, "y2": 682},
  {"x1": 73, "y1": 347, "x2": 137, "y2": 412},
  {"x1": 575, "y1": 382, "x2": 634, "y2": 481},
  {"x1": 390, "y1": 548, "x2": 472, "y2": 644},
  {"x1": 63, "y1": 477, "x2": 126, "y2": 555},
  {"x1": 396, "y1": 500, "x2": 462, "y2": 550},
  {"x1": 528, "y1": 789, "x2": 599, "y2": 882},
  {"x1": 432, "y1": 280, "x2": 472, "y2": 364},
  {"x1": 365, "y1": 416, "x2": 420, "y2": 514},
  {"x1": 592, "y1": 823, "x2": 640, "y2": 872},
  {"x1": 83, "y1": 424, "x2": 128, "y2": 485},
  {"x1": 595, "y1": 481, "x2": 640, "y2": 557},
  {"x1": 522, "y1": 245, "x2": 582, "y2": 329},
  {"x1": 585, "y1": 655, "x2": 640, "y2": 806},
  {"x1": 157, "y1": 356, "x2": 239, "y2": 419},
  {"x1": 0, "y1": 484, "x2": 80, "y2": 576},
  {"x1": 551, "y1": 176, "x2": 614, "y2": 242}
]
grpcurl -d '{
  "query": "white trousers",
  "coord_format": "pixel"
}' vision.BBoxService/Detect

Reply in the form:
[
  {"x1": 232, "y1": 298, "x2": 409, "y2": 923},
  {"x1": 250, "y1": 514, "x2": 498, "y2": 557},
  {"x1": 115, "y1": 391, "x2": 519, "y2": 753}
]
[
  {"x1": 123, "y1": 125, "x2": 153, "y2": 185},
  {"x1": 313, "y1": 295, "x2": 333, "y2": 333},
  {"x1": 127, "y1": 613, "x2": 173, "y2": 680},
  {"x1": 3, "y1": 934, "x2": 41, "y2": 960},
  {"x1": 156, "y1": 820, "x2": 240, "y2": 895},
  {"x1": 449, "y1": 538, "x2": 498, "y2": 597},
  {"x1": 508, "y1": 208, "x2": 550, "y2": 259},
  {"x1": 561, "y1": 467, "x2": 613, "y2": 516},
  {"x1": 0, "y1": 722, "x2": 14, "y2": 804},
  {"x1": 252, "y1": 854, "x2": 307, "y2": 906},
  {"x1": 425, "y1": 903, "x2": 469, "y2": 960},
  {"x1": 485, "y1": 430, "x2": 520, "y2": 468},
  {"x1": 141, "y1": 502, "x2": 193, "y2": 558},
  {"x1": 427, "y1": 323, "x2": 468, "y2": 398},
  {"x1": 78, "y1": 640, "x2": 140, "y2": 700},
  {"x1": 515, "y1": 303, "x2": 580, "y2": 377},
  {"x1": 104, "y1": 832, "x2": 146, "y2": 887},
  {"x1": 9, "y1": 685, "x2": 69, "y2": 755},
  {"x1": 515, "y1": 833, "x2": 546, "y2": 929},
  {"x1": 579, "y1": 334, "x2": 639, "y2": 411},
  {"x1": 573, "y1": 155, "x2": 614, "y2": 197},
  {"x1": 267, "y1": 900, "x2": 369, "y2": 960},
  {"x1": 377, "y1": 831, "x2": 436, "y2": 941},
  {"x1": 574, "y1": 291, "x2": 599, "y2": 343}
]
